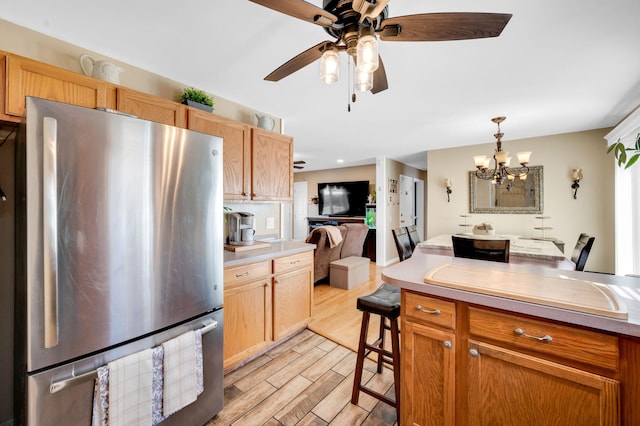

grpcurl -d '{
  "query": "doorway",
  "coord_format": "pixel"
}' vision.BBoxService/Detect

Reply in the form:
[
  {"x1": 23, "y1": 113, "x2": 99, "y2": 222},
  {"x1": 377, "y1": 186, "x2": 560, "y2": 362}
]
[
  {"x1": 293, "y1": 181, "x2": 308, "y2": 239},
  {"x1": 399, "y1": 175, "x2": 425, "y2": 240}
]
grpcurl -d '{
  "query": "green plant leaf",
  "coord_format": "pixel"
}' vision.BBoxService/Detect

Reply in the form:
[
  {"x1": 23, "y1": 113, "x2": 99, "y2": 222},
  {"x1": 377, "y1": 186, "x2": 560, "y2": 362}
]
[
  {"x1": 606, "y1": 143, "x2": 617, "y2": 154},
  {"x1": 625, "y1": 153, "x2": 640, "y2": 169},
  {"x1": 636, "y1": 133, "x2": 640, "y2": 151}
]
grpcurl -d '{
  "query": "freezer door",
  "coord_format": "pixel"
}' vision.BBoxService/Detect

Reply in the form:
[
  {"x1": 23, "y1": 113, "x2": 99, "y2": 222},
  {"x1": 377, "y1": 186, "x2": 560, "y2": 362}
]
[
  {"x1": 23, "y1": 310, "x2": 223, "y2": 426},
  {"x1": 23, "y1": 98, "x2": 224, "y2": 372}
]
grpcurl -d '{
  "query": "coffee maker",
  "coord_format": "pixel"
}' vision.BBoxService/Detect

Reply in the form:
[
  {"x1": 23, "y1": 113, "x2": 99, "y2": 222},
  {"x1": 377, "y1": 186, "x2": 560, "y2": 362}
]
[{"x1": 228, "y1": 212, "x2": 255, "y2": 245}]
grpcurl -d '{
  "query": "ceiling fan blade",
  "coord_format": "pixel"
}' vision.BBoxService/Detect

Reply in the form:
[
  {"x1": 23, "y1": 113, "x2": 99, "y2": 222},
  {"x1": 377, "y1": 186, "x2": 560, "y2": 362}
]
[
  {"x1": 294, "y1": 165, "x2": 304, "y2": 169},
  {"x1": 264, "y1": 41, "x2": 334, "y2": 82},
  {"x1": 294, "y1": 160, "x2": 307, "y2": 164},
  {"x1": 379, "y1": 13, "x2": 512, "y2": 42},
  {"x1": 371, "y1": 56, "x2": 388, "y2": 94},
  {"x1": 249, "y1": 0, "x2": 338, "y2": 27}
]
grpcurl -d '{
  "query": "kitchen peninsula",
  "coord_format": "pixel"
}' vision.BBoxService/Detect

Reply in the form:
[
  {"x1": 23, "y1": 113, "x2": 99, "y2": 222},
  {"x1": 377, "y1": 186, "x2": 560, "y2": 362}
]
[{"x1": 382, "y1": 250, "x2": 640, "y2": 425}]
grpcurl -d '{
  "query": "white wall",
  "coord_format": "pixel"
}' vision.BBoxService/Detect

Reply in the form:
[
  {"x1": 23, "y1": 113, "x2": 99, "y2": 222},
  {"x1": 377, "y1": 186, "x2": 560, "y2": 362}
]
[{"x1": 427, "y1": 129, "x2": 615, "y2": 273}]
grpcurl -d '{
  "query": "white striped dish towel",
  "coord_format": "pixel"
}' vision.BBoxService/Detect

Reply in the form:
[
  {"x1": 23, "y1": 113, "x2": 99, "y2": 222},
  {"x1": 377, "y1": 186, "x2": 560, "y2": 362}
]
[
  {"x1": 162, "y1": 330, "x2": 198, "y2": 416},
  {"x1": 108, "y1": 348, "x2": 154, "y2": 426}
]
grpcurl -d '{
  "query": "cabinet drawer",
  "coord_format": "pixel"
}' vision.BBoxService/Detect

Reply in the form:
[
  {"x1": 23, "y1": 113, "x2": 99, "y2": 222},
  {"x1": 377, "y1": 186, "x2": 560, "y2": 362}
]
[
  {"x1": 224, "y1": 261, "x2": 270, "y2": 286},
  {"x1": 273, "y1": 251, "x2": 313, "y2": 275},
  {"x1": 469, "y1": 307, "x2": 619, "y2": 371},
  {"x1": 403, "y1": 291, "x2": 456, "y2": 330}
]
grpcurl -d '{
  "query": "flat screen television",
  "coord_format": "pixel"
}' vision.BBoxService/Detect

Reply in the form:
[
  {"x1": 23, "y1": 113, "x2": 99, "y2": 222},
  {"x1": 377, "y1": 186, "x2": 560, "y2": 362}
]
[{"x1": 318, "y1": 180, "x2": 369, "y2": 217}]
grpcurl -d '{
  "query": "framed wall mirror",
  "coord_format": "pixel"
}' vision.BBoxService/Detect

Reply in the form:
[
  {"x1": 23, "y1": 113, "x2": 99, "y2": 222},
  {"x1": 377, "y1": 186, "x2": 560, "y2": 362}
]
[{"x1": 469, "y1": 166, "x2": 543, "y2": 214}]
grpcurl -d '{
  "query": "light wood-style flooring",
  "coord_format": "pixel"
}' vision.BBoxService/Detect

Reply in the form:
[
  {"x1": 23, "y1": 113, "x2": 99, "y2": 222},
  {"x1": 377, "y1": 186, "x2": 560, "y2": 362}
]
[{"x1": 207, "y1": 262, "x2": 398, "y2": 425}]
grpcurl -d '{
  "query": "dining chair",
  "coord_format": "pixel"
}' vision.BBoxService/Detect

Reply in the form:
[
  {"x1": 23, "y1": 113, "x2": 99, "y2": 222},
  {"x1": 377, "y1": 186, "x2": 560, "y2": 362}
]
[
  {"x1": 570, "y1": 233, "x2": 595, "y2": 271},
  {"x1": 451, "y1": 235, "x2": 510, "y2": 263},
  {"x1": 406, "y1": 225, "x2": 422, "y2": 251},
  {"x1": 392, "y1": 227, "x2": 413, "y2": 261}
]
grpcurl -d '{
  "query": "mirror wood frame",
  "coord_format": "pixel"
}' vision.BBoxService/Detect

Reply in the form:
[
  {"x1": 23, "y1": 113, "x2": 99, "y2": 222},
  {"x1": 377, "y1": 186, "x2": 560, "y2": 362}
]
[{"x1": 469, "y1": 165, "x2": 543, "y2": 214}]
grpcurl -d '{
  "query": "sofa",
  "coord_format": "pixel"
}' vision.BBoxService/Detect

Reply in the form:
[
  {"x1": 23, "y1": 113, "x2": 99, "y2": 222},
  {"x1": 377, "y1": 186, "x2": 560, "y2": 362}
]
[{"x1": 306, "y1": 223, "x2": 370, "y2": 284}]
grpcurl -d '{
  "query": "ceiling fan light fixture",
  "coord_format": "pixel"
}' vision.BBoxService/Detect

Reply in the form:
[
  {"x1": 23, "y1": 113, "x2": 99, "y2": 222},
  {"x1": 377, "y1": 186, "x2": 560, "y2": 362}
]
[
  {"x1": 355, "y1": 69, "x2": 373, "y2": 91},
  {"x1": 356, "y1": 27, "x2": 379, "y2": 73},
  {"x1": 319, "y1": 48, "x2": 340, "y2": 84}
]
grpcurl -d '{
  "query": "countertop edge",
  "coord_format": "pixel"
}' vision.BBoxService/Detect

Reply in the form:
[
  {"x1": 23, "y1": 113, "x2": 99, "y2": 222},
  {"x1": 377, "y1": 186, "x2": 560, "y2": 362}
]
[
  {"x1": 382, "y1": 253, "x2": 640, "y2": 339},
  {"x1": 223, "y1": 240, "x2": 315, "y2": 267}
]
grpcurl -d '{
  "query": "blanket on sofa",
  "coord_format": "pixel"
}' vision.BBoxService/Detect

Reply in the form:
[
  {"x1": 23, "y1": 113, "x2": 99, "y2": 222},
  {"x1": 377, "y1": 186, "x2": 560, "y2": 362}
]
[{"x1": 307, "y1": 225, "x2": 344, "y2": 248}]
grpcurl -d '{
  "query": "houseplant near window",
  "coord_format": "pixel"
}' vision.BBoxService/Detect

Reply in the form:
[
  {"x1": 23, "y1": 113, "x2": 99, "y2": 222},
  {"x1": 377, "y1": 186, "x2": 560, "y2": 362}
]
[
  {"x1": 180, "y1": 87, "x2": 214, "y2": 112},
  {"x1": 608, "y1": 133, "x2": 640, "y2": 169}
]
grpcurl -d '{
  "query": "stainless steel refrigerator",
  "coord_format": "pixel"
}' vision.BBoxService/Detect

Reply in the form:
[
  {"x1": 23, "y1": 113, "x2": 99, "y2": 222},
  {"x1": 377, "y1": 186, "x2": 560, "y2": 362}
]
[{"x1": 8, "y1": 97, "x2": 224, "y2": 425}]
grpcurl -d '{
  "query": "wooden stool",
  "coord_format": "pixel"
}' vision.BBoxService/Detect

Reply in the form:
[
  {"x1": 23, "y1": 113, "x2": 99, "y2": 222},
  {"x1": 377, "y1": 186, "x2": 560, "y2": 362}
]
[{"x1": 351, "y1": 283, "x2": 401, "y2": 421}]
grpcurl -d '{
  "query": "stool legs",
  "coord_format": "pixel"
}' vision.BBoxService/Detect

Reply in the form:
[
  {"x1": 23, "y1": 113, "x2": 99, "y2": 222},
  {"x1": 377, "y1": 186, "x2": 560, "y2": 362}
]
[
  {"x1": 351, "y1": 310, "x2": 401, "y2": 423},
  {"x1": 351, "y1": 310, "x2": 371, "y2": 406}
]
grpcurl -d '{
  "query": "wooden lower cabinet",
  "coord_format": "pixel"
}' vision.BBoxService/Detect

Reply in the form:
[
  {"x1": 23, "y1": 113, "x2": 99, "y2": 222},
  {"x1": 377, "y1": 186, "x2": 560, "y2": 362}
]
[
  {"x1": 401, "y1": 290, "x2": 622, "y2": 426},
  {"x1": 223, "y1": 261, "x2": 272, "y2": 369},
  {"x1": 401, "y1": 320, "x2": 456, "y2": 426},
  {"x1": 467, "y1": 340, "x2": 619, "y2": 426},
  {"x1": 273, "y1": 267, "x2": 313, "y2": 340},
  {"x1": 223, "y1": 250, "x2": 313, "y2": 369}
]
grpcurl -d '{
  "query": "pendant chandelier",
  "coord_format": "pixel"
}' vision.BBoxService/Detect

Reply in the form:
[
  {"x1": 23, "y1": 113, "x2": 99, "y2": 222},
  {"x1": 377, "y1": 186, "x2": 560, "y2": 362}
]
[{"x1": 473, "y1": 117, "x2": 531, "y2": 191}]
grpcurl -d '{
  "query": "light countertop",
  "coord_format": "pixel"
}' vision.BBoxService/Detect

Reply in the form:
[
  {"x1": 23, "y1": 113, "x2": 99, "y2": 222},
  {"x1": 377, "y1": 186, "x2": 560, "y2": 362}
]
[
  {"x1": 419, "y1": 233, "x2": 566, "y2": 260},
  {"x1": 382, "y1": 250, "x2": 640, "y2": 338},
  {"x1": 223, "y1": 240, "x2": 315, "y2": 267}
]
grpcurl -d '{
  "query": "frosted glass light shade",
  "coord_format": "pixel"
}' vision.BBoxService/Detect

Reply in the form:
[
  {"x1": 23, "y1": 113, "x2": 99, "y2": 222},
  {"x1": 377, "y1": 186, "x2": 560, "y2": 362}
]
[
  {"x1": 517, "y1": 151, "x2": 531, "y2": 165},
  {"x1": 474, "y1": 155, "x2": 487, "y2": 168},
  {"x1": 495, "y1": 151, "x2": 509, "y2": 165},
  {"x1": 572, "y1": 168, "x2": 583, "y2": 180},
  {"x1": 320, "y1": 49, "x2": 339, "y2": 84},
  {"x1": 356, "y1": 34, "x2": 379, "y2": 72},
  {"x1": 355, "y1": 69, "x2": 373, "y2": 91}
]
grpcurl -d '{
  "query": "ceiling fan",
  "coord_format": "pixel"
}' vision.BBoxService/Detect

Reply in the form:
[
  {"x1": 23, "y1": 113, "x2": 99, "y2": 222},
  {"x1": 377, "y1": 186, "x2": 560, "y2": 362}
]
[
  {"x1": 249, "y1": 0, "x2": 512, "y2": 94},
  {"x1": 294, "y1": 160, "x2": 306, "y2": 169}
]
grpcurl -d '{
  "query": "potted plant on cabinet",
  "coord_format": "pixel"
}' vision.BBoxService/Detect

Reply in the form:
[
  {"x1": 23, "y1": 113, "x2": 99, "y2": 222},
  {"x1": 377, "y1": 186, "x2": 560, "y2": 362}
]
[{"x1": 180, "y1": 87, "x2": 214, "y2": 112}]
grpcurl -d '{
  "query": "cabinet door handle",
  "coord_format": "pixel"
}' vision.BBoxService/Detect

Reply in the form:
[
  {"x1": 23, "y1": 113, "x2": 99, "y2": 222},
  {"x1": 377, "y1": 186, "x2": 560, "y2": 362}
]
[
  {"x1": 235, "y1": 271, "x2": 250, "y2": 278},
  {"x1": 469, "y1": 348, "x2": 479, "y2": 357},
  {"x1": 443, "y1": 340, "x2": 452, "y2": 349},
  {"x1": 514, "y1": 328, "x2": 553, "y2": 343},
  {"x1": 290, "y1": 260, "x2": 300, "y2": 264},
  {"x1": 416, "y1": 305, "x2": 441, "y2": 315}
]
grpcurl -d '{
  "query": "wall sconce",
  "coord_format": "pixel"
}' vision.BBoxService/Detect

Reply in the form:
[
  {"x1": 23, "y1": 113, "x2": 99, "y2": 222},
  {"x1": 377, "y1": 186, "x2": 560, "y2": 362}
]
[
  {"x1": 571, "y1": 169, "x2": 583, "y2": 199},
  {"x1": 445, "y1": 177, "x2": 452, "y2": 202}
]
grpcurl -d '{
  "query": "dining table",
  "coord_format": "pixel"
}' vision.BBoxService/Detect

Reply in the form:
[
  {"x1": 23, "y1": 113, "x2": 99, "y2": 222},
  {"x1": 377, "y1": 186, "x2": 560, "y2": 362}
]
[{"x1": 418, "y1": 233, "x2": 576, "y2": 270}]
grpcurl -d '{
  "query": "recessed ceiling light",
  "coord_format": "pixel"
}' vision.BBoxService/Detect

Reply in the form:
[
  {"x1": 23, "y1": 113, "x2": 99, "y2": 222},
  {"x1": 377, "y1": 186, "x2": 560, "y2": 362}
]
[{"x1": 337, "y1": 159, "x2": 344, "y2": 163}]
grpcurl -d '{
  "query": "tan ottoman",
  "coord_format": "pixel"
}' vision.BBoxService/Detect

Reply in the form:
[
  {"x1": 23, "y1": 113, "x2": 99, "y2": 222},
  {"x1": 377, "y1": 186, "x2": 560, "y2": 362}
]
[{"x1": 330, "y1": 256, "x2": 370, "y2": 290}]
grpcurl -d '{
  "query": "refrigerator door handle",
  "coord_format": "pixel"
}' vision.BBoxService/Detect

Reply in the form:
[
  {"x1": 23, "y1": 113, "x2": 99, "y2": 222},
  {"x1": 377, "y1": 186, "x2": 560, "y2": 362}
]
[
  {"x1": 49, "y1": 320, "x2": 218, "y2": 394},
  {"x1": 43, "y1": 117, "x2": 59, "y2": 348}
]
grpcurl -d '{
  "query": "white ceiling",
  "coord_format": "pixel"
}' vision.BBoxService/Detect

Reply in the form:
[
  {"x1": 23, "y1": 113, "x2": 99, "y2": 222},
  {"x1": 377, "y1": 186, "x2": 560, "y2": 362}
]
[{"x1": 3, "y1": 1, "x2": 640, "y2": 172}]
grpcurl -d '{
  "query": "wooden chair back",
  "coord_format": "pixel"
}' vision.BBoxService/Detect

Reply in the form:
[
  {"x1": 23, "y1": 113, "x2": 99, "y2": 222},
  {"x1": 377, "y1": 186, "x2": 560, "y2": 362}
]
[{"x1": 451, "y1": 235, "x2": 510, "y2": 263}]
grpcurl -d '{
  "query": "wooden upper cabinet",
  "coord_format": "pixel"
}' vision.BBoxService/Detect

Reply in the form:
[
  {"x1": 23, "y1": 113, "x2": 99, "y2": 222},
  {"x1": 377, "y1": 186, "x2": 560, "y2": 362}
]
[
  {"x1": 4, "y1": 53, "x2": 116, "y2": 117},
  {"x1": 117, "y1": 88, "x2": 187, "y2": 127},
  {"x1": 251, "y1": 128, "x2": 293, "y2": 201},
  {"x1": 187, "y1": 108, "x2": 251, "y2": 200}
]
